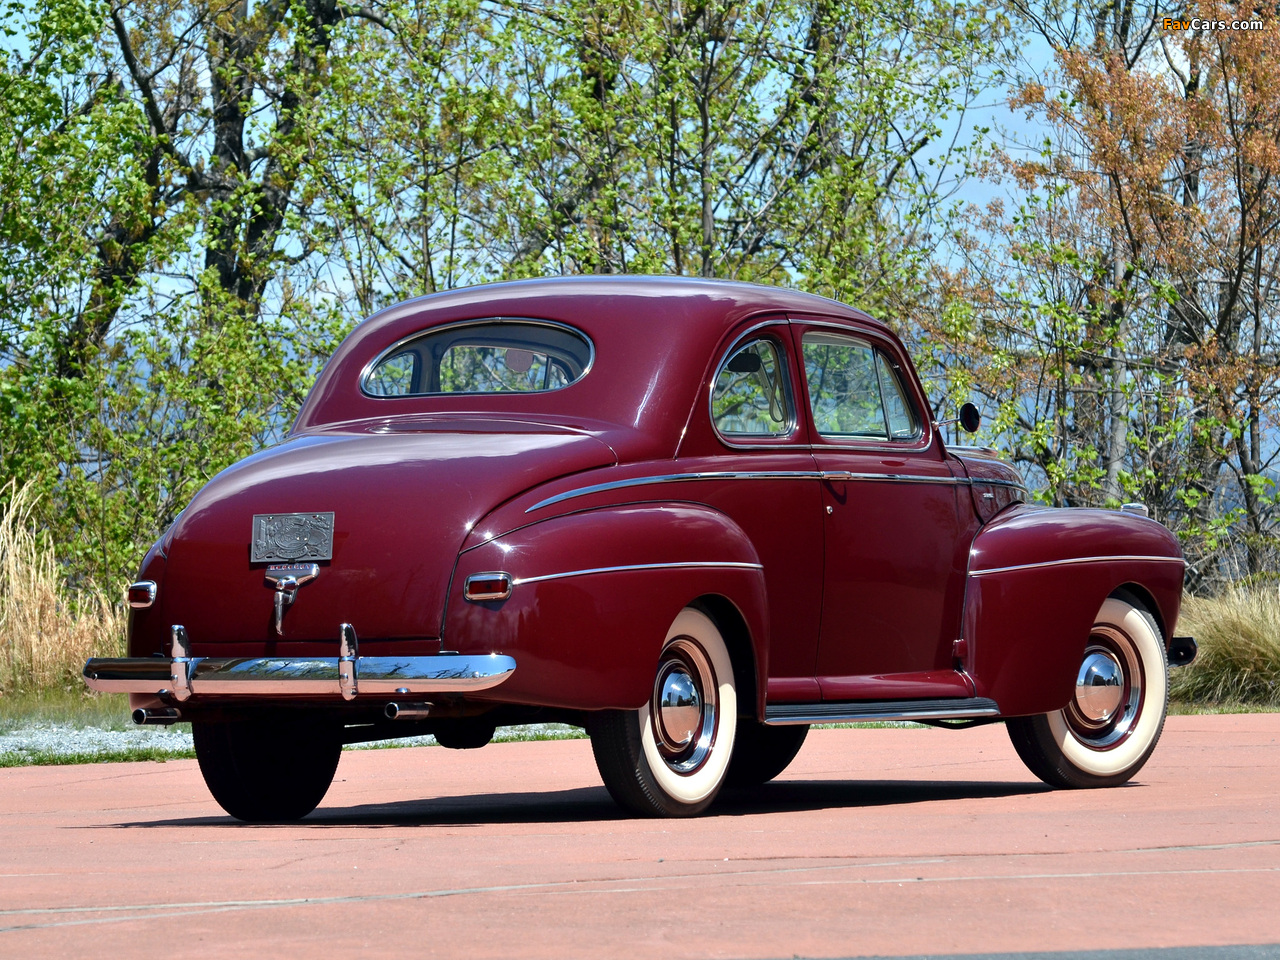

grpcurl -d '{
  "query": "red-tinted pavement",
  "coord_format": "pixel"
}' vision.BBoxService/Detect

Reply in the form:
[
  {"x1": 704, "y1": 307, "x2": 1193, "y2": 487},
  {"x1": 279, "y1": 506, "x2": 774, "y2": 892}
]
[{"x1": 1, "y1": 714, "x2": 1277, "y2": 959}]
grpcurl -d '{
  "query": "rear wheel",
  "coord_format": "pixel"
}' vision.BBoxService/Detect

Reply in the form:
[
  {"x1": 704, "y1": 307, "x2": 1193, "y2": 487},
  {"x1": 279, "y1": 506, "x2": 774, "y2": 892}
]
[
  {"x1": 193, "y1": 716, "x2": 342, "y2": 822},
  {"x1": 725, "y1": 721, "x2": 808, "y2": 787},
  {"x1": 589, "y1": 607, "x2": 737, "y2": 817},
  {"x1": 1007, "y1": 596, "x2": 1167, "y2": 788}
]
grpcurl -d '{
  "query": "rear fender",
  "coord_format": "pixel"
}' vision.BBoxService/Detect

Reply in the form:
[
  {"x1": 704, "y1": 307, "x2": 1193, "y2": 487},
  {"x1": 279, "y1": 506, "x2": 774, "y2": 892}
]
[
  {"x1": 443, "y1": 503, "x2": 769, "y2": 711},
  {"x1": 963, "y1": 505, "x2": 1185, "y2": 717}
]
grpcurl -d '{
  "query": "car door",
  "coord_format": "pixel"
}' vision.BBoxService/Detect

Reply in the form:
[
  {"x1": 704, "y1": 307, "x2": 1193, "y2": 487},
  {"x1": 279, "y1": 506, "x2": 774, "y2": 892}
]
[
  {"x1": 792, "y1": 322, "x2": 972, "y2": 701},
  {"x1": 677, "y1": 320, "x2": 826, "y2": 702}
]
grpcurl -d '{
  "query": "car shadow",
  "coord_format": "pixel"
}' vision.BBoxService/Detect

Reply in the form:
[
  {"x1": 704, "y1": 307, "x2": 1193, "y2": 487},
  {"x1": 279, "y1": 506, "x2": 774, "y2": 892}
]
[{"x1": 105, "y1": 777, "x2": 1055, "y2": 829}]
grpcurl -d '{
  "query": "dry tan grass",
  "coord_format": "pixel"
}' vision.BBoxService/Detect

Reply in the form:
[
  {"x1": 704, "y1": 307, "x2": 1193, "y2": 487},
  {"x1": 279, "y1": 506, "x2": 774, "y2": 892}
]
[
  {"x1": 0, "y1": 482, "x2": 124, "y2": 695},
  {"x1": 1170, "y1": 586, "x2": 1280, "y2": 707}
]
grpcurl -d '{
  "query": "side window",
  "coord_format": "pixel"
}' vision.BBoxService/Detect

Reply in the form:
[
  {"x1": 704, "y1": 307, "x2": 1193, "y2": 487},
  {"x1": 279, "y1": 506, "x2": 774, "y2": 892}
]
[
  {"x1": 365, "y1": 350, "x2": 418, "y2": 396},
  {"x1": 802, "y1": 334, "x2": 887, "y2": 438},
  {"x1": 802, "y1": 333, "x2": 921, "y2": 441},
  {"x1": 876, "y1": 352, "x2": 921, "y2": 440},
  {"x1": 712, "y1": 339, "x2": 792, "y2": 437}
]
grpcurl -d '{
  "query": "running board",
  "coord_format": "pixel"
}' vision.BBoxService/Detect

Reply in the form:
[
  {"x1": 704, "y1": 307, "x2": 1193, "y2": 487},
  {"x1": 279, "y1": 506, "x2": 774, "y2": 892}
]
[{"x1": 763, "y1": 697, "x2": 1001, "y2": 726}]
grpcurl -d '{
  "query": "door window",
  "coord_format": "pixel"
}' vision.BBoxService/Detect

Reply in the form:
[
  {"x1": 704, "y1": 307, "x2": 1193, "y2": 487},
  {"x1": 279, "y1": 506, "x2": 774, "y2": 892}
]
[{"x1": 802, "y1": 333, "x2": 920, "y2": 441}]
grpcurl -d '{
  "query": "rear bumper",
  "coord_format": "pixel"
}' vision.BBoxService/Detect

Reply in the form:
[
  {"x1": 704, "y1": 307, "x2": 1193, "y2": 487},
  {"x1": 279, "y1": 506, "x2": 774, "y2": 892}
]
[{"x1": 83, "y1": 624, "x2": 515, "y2": 701}]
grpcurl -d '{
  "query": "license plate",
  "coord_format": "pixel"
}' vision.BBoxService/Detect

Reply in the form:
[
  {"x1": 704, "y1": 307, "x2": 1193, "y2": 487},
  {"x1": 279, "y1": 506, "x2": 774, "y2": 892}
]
[{"x1": 251, "y1": 512, "x2": 335, "y2": 562}]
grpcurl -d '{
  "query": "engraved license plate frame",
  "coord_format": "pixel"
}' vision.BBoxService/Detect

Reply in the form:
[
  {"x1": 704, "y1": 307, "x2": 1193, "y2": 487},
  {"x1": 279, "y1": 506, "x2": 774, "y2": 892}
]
[{"x1": 251, "y1": 512, "x2": 335, "y2": 563}]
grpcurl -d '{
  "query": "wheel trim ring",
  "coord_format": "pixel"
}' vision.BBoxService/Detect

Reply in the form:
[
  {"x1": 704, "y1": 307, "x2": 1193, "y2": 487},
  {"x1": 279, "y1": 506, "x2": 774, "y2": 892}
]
[
  {"x1": 648, "y1": 636, "x2": 718, "y2": 775},
  {"x1": 1064, "y1": 625, "x2": 1145, "y2": 750}
]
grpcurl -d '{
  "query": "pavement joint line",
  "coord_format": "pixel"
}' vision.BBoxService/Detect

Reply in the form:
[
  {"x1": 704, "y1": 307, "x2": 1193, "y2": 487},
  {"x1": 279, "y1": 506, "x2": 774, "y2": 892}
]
[
  {"x1": 520, "y1": 864, "x2": 1280, "y2": 897},
  {"x1": 4, "y1": 861, "x2": 1280, "y2": 933},
  {"x1": 1125, "y1": 839, "x2": 1280, "y2": 853},
  {"x1": 0, "y1": 854, "x2": 968, "y2": 922}
]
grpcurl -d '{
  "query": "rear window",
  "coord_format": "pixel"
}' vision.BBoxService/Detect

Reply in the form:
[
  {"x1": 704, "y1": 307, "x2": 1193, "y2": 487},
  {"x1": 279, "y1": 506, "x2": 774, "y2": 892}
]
[{"x1": 362, "y1": 320, "x2": 593, "y2": 397}]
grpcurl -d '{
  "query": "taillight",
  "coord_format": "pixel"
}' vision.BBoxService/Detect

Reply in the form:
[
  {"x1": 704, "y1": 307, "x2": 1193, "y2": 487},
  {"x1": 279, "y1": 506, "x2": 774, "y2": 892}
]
[
  {"x1": 126, "y1": 580, "x2": 157, "y2": 608},
  {"x1": 463, "y1": 572, "x2": 512, "y2": 602}
]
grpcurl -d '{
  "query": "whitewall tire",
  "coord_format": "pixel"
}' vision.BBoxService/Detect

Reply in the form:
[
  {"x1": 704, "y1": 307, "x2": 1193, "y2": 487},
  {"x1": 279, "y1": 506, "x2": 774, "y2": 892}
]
[
  {"x1": 589, "y1": 607, "x2": 737, "y2": 816},
  {"x1": 1007, "y1": 595, "x2": 1168, "y2": 788}
]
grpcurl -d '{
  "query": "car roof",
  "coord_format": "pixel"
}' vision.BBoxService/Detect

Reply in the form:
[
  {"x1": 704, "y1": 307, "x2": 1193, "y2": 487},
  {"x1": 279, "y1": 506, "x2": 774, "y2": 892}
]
[
  {"x1": 293, "y1": 276, "x2": 891, "y2": 457},
  {"x1": 359, "y1": 274, "x2": 876, "y2": 335}
]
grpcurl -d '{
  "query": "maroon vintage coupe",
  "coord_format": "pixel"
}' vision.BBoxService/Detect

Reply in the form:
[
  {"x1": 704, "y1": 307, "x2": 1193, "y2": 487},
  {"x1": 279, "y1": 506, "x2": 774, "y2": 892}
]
[{"x1": 85, "y1": 277, "x2": 1195, "y2": 821}]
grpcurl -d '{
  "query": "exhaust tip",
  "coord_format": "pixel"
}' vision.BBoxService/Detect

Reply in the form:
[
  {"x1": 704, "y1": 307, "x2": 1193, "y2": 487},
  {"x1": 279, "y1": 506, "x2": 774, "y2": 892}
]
[
  {"x1": 385, "y1": 701, "x2": 433, "y2": 721},
  {"x1": 132, "y1": 707, "x2": 181, "y2": 725}
]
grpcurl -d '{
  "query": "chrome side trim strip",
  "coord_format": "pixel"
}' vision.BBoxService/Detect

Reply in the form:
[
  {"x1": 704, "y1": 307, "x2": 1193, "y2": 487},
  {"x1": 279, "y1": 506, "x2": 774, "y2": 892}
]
[
  {"x1": 968, "y1": 477, "x2": 1029, "y2": 491},
  {"x1": 969, "y1": 555, "x2": 1185, "y2": 577},
  {"x1": 526, "y1": 470, "x2": 982, "y2": 513},
  {"x1": 526, "y1": 471, "x2": 821, "y2": 512},
  {"x1": 763, "y1": 697, "x2": 1000, "y2": 725},
  {"x1": 515, "y1": 560, "x2": 764, "y2": 585},
  {"x1": 819, "y1": 470, "x2": 968, "y2": 485},
  {"x1": 84, "y1": 652, "x2": 517, "y2": 698}
]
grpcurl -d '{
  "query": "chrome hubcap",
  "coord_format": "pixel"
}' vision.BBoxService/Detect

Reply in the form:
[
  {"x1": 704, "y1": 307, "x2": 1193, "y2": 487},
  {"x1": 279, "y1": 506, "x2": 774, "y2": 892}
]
[
  {"x1": 656, "y1": 666, "x2": 701, "y2": 748},
  {"x1": 650, "y1": 637, "x2": 717, "y2": 774},
  {"x1": 1065, "y1": 629, "x2": 1144, "y2": 749},
  {"x1": 1075, "y1": 650, "x2": 1124, "y2": 722}
]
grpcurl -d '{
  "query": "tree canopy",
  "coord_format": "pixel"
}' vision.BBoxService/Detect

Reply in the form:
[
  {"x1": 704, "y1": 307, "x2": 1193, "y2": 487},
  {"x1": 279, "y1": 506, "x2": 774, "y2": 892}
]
[{"x1": 1, "y1": 0, "x2": 1277, "y2": 591}]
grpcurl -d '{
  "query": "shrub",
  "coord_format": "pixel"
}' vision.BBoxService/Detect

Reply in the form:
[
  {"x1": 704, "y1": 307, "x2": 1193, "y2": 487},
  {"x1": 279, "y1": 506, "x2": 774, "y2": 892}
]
[
  {"x1": 1169, "y1": 586, "x2": 1280, "y2": 707},
  {"x1": 0, "y1": 482, "x2": 124, "y2": 695}
]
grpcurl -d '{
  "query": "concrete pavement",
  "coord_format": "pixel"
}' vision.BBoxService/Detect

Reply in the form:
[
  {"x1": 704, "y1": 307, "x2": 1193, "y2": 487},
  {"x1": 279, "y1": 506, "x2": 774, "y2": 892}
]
[{"x1": 1, "y1": 714, "x2": 1277, "y2": 958}]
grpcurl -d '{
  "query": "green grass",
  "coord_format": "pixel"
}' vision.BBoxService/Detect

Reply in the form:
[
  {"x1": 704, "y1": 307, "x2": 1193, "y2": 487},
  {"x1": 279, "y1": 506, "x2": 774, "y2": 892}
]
[
  {"x1": 0, "y1": 688, "x2": 135, "y2": 732},
  {"x1": 0, "y1": 691, "x2": 590, "y2": 768},
  {"x1": 0, "y1": 746, "x2": 195, "y2": 768},
  {"x1": 1167, "y1": 699, "x2": 1278, "y2": 715},
  {"x1": 349, "y1": 723, "x2": 588, "y2": 750}
]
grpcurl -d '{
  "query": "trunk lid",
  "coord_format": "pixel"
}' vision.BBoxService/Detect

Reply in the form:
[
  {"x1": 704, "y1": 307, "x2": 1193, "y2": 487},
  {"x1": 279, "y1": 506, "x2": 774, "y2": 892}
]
[{"x1": 158, "y1": 423, "x2": 615, "y2": 647}]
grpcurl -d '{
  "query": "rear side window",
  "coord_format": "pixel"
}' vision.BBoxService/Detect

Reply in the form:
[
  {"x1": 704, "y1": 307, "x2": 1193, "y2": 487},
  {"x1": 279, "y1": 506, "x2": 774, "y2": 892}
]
[
  {"x1": 802, "y1": 332, "x2": 920, "y2": 441},
  {"x1": 363, "y1": 320, "x2": 592, "y2": 397},
  {"x1": 712, "y1": 339, "x2": 792, "y2": 437}
]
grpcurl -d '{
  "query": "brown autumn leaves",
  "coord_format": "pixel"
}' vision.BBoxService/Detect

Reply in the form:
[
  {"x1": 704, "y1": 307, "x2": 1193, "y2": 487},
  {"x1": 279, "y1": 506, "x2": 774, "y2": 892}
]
[{"x1": 924, "y1": 1, "x2": 1280, "y2": 587}]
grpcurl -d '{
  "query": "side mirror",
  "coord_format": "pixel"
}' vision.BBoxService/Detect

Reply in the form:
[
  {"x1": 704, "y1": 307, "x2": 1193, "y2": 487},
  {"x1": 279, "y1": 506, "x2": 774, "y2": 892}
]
[{"x1": 937, "y1": 402, "x2": 982, "y2": 434}]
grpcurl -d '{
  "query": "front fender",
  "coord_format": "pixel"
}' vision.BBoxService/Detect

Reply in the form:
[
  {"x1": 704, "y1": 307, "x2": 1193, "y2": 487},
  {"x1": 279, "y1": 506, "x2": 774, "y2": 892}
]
[
  {"x1": 442, "y1": 502, "x2": 769, "y2": 711},
  {"x1": 963, "y1": 505, "x2": 1185, "y2": 717}
]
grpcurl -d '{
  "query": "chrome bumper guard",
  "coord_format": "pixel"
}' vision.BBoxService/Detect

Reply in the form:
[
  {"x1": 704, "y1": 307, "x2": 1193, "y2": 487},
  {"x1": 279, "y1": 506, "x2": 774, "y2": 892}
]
[{"x1": 83, "y1": 624, "x2": 516, "y2": 701}]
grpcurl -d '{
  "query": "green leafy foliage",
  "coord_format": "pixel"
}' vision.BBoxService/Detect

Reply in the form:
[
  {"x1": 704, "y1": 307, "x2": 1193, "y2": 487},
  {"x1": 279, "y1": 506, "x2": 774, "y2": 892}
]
[{"x1": 0, "y1": 0, "x2": 998, "y2": 596}]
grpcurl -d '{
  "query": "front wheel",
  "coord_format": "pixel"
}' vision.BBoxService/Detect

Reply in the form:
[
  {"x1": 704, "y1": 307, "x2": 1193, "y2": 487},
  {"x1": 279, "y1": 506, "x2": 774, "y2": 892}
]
[
  {"x1": 193, "y1": 716, "x2": 342, "y2": 822},
  {"x1": 589, "y1": 607, "x2": 737, "y2": 817},
  {"x1": 1007, "y1": 596, "x2": 1168, "y2": 788},
  {"x1": 725, "y1": 721, "x2": 808, "y2": 787}
]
